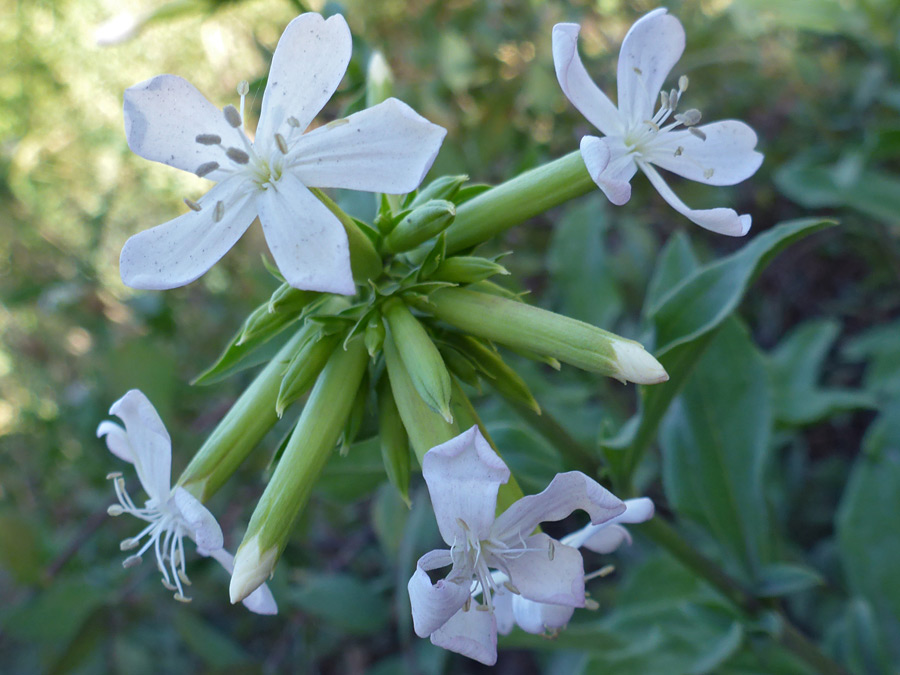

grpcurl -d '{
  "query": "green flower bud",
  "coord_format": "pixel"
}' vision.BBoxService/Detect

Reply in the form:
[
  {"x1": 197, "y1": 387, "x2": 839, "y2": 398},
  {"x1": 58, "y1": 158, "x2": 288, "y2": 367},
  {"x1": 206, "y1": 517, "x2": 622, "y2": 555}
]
[
  {"x1": 276, "y1": 332, "x2": 341, "y2": 417},
  {"x1": 230, "y1": 338, "x2": 369, "y2": 604},
  {"x1": 382, "y1": 299, "x2": 453, "y2": 422},
  {"x1": 385, "y1": 200, "x2": 456, "y2": 253},
  {"x1": 419, "y1": 288, "x2": 668, "y2": 385},
  {"x1": 448, "y1": 335, "x2": 540, "y2": 414},
  {"x1": 376, "y1": 377, "x2": 411, "y2": 505},
  {"x1": 364, "y1": 315, "x2": 386, "y2": 356},
  {"x1": 383, "y1": 330, "x2": 458, "y2": 463},
  {"x1": 366, "y1": 51, "x2": 393, "y2": 108},
  {"x1": 268, "y1": 282, "x2": 317, "y2": 315},
  {"x1": 431, "y1": 255, "x2": 509, "y2": 284},
  {"x1": 409, "y1": 174, "x2": 468, "y2": 208}
]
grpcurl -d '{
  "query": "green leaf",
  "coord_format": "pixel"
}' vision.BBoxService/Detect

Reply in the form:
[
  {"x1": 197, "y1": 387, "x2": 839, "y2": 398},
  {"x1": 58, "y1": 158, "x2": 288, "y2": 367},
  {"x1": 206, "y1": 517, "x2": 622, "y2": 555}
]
[
  {"x1": 644, "y1": 230, "x2": 699, "y2": 312},
  {"x1": 768, "y1": 319, "x2": 876, "y2": 426},
  {"x1": 755, "y1": 563, "x2": 825, "y2": 598},
  {"x1": 290, "y1": 573, "x2": 390, "y2": 635},
  {"x1": 661, "y1": 319, "x2": 773, "y2": 578},
  {"x1": 824, "y1": 598, "x2": 896, "y2": 675},
  {"x1": 651, "y1": 218, "x2": 835, "y2": 356},
  {"x1": 172, "y1": 612, "x2": 251, "y2": 669},
  {"x1": 845, "y1": 319, "x2": 900, "y2": 397}
]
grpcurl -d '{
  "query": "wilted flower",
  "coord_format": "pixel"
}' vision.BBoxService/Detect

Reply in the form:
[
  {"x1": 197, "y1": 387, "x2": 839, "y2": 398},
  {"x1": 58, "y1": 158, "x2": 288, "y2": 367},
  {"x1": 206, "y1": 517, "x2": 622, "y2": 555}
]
[
  {"x1": 121, "y1": 12, "x2": 446, "y2": 294},
  {"x1": 408, "y1": 426, "x2": 626, "y2": 665},
  {"x1": 553, "y1": 9, "x2": 763, "y2": 236},
  {"x1": 98, "y1": 389, "x2": 276, "y2": 614}
]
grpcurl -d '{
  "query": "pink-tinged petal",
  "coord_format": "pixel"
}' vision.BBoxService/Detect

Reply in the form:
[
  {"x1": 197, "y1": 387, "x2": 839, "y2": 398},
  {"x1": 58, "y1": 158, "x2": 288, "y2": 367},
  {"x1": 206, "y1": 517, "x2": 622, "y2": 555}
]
[
  {"x1": 617, "y1": 9, "x2": 685, "y2": 125},
  {"x1": 490, "y1": 534, "x2": 585, "y2": 606},
  {"x1": 408, "y1": 549, "x2": 473, "y2": 638},
  {"x1": 492, "y1": 585, "x2": 515, "y2": 635},
  {"x1": 648, "y1": 121, "x2": 763, "y2": 186},
  {"x1": 562, "y1": 497, "x2": 654, "y2": 552},
  {"x1": 580, "y1": 524, "x2": 631, "y2": 554},
  {"x1": 430, "y1": 605, "x2": 497, "y2": 666},
  {"x1": 422, "y1": 426, "x2": 510, "y2": 545},
  {"x1": 552, "y1": 23, "x2": 623, "y2": 136},
  {"x1": 511, "y1": 594, "x2": 575, "y2": 635},
  {"x1": 97, "y1": 421, "x2": 132, "y2": 463},
  {"x1": 173, "y1": 487, "x2": 224, "y2": 552},
  {"x1": 639, "y1": 161, "x2": 751, "y2": 236},
  {"x1": 257, "y1": 173, "x2": 354, "y2": 294},
  {"x1": 290, "y1": 98, "x2": 446, "y2": 194},
  {"x1": 256, "y1": 13, "x2": 352, "y2": 141},
  {"x1": 107, "y1": 390, "x2": 171, "y2": 502},
  {"x1": 617, "y1": 497, "x2": 655, "y2": 524},
  {"x1": 120, "y1": 176, "x2": 257, "y2": 290},
  {"x1": 203, "y1": 548, "x2": 278, "y2": 615},
  {"x1": 581, "y1": 136, "x2": 635, "y2": 205},
  {"x1": 491, "y1": 471, "x2": 625, "y2": 543},
  {"x1": 124, "y1": 74, "x2": 237, "y2": 181}
]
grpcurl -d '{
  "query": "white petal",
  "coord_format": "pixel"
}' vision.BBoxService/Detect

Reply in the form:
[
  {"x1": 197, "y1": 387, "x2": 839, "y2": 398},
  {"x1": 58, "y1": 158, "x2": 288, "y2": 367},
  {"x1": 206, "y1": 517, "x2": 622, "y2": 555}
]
[
  {"x1": 107, "y1": 390, "x2": 171, "y2": 502},
  {"x1": 173, "y1": 487, "x2": 224, "y2": 552},
  {"x1": 491, "y1": 586, "x2": 515, "y2": 636},
  {"x1": 203, "y1": 548, "x2": 278, "y2": 615},
  {"x1": 580, "y1": 136, "x2": 635, "y2": 205},
  {"x1": 124, "y1": 74, "x2": 238, "y2": 181},
  {"x1": 561, "y1": 497, "x2": 654, "y2": 552},
  {"x1": 552, "y1": 23, "x2": 623, "y2": 136},
  {"x1": 648, "y1": 121, "x2": 763, "y2": 185},
  {"x1": 256, "y1": 13, "x2": 352, "y2": 141},
  {"x1": 422, "y1": 426, "x2": 510, "y2": 546},
  {"x1": 490, "y1": 534, "x2": 585, "y2": 606},
  {"x1": 290, "y1": 98, "x2": 446, "y2": 194},
  {"x1": 639, "y1": 161, "x2": 751, "y2": 236},
  {"x1": 579, "y1": 524, "x2": 631, "y2": 554},
  {"x1": 617, "y1": 9, "x2": 685, "y2": 125},
  {"x1": 120, "y1": 176, "x2": 257, "y2": 290},
  {"x1": 511, "y1": 594, "x2": 575, "y2": 635},
  {"x1": 257, "y1": 173, "x2": 355, "y2": 294},
  {"x1": 408, "y1": 549, "x2": 473, "y2": 638},
  {"x1": 96, "y1": 421, "x2": 132, "y2": 463},
  {"x1": 617, "y1": 497, "x2": 655, "y2": 524},
  {"x1": 430, "y1": 605, "x2": 497, "y2": 666},
  {"x1": 491, "y1": 471, "x2": 624, "y2": 543}
]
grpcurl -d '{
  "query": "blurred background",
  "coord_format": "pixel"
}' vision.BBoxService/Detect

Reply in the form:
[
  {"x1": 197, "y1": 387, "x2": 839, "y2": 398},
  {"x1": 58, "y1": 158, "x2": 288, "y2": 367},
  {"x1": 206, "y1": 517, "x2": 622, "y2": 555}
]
[{"x1": 1, "y1": 0, "x2": 899, "y2": 672}]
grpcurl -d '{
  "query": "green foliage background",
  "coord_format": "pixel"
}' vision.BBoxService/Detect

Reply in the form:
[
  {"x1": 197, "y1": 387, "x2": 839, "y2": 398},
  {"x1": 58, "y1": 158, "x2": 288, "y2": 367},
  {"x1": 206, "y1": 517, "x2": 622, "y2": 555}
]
[{"x1": 1, "y1": 0, "x2": 899, "y2": 672}]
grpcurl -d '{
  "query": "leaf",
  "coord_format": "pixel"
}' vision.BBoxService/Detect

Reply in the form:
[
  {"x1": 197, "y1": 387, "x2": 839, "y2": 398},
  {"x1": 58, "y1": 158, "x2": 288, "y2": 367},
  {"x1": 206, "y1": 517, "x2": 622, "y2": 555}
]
[
  {"x1": 844, "y1": 319, "x2": 900, "y2": 397},
  {"x1": 755, "y1": 563, "x2": 824, "y2": 598},
  {"x1": 768, "y1": 319, "x2": 876, "y2": 426},
  {"x1": 661, "y1": 319, "x2": 774, "y2": 578},
  {"x1": 824, "y1": 598, "x2": 896, "y2": 675},
  {"x1": 290, "y1": 573, "x2": 390, "y2": 635},
  {"x1": 651, "y1": 218, "x2": 835, "y2": 356},
  {"x1": 172, "y1": 612, "x2": 251, "y2": 669},
  {"x1": 644, "y1": 230, "x2": 699, "y2": 312}
]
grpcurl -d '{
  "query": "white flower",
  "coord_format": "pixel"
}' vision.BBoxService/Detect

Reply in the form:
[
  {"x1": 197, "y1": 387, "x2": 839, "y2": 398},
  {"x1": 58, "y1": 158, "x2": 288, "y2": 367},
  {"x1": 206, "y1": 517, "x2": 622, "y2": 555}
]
[
  {"x1": 121, "y1": 12, "x2": 446, "y2": 294},
  {"x1": 408, "y1": 426, "x2": 626, "y2": 665},
  {"x1": 553, "y1": 9, "x2": 763, "y2": 236},
  {"x1": 98, "y1": 389, "x2": 277, "y2": 614},
  {"x1": 492, "y1": 497, "x2": 655, "y2": 636}
]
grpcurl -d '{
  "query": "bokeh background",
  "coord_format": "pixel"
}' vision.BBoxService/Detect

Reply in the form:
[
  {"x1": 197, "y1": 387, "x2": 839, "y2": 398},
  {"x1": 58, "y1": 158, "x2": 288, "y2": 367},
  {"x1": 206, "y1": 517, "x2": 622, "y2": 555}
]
[{"x1": 2, "y1": 0, "x2": 899, "y2": 672}]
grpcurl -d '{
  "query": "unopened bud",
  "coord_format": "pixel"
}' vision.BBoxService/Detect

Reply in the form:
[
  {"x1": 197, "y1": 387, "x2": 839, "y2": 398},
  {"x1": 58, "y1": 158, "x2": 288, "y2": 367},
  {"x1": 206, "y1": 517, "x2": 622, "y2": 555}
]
[
  {"x1": 276, "y1": 333, "x2": 340, "y2": 417},
  {"x1": 364, "y1": 315, "x2": 386, "y2": 356},
  {"x1": 377, "y1": 378, "x2": 411, "y2": 505},
  {"x1": 366, "y1": 51, "x2": 394, "y2": 108},
  {"x1": 410, "y1": 175, "x2": 469, "y2": 208},
  {"x1": 431, "y1": 256, "x2": 509, "y2": 284},
  {"x1": 447, "y1": 335, "x2": 540, "y2": 414},
  {"x1": 385, "y1": 200, "x2": 456, "y2": 253}
]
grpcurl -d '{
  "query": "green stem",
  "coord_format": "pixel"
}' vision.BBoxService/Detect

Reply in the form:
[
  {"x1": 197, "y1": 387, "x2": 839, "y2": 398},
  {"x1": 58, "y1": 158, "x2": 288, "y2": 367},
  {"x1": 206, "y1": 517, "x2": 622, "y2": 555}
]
[
  {"x1": 311, "y1": 187, "x2": 383, "y2": 283},
  {"x1": 444, "y1": 150, "x2": 594, "y2": 254}
]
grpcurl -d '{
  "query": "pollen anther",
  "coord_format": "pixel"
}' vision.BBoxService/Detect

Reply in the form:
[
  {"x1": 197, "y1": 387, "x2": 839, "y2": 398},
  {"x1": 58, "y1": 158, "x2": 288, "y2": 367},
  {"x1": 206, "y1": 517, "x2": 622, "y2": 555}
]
[
  {"x1": 226, "y1": 147, "x2": 250, "y2": 164},
  {"x1": 195, "y1": 162, "x2": 219, "y2": 178},
  {"x1": 195, "y1": 134, "x2": 222, "y2": 145},
  {"x1": 214, "y1": 201, "x2": 225, "y2": 222},
  {"x1": 184, "y1": 198, "x2": 202, "y2": 211},
  {"x1": 275, "y1": 133, "x2": 289, "y2": 154},
  {"x1": 223, "y1": 105, "x2": 242, "y2": 128}
]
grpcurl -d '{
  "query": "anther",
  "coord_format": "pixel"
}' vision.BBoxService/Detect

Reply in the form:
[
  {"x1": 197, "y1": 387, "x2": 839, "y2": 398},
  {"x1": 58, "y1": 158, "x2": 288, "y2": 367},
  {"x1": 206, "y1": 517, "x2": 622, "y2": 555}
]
[
  {"x1": 195, "y1": 134, "x2": 222, "y2": 145},
  {"x1": 678, "y1": 74, "x2": 689, "y2": 92},
  {"x1": 287, "y1": 116, "x2": 301, "y2": 128},
  {"x1": 225, "y1": 147, "x2": 250, "y2": 164},
  {"x1": 456, "y1": 518, "x2": 470, "y2": 532},
  {"x1": 503, "y1": 580, "x2": 521, "y2": 595},
  {"x1": 674, "y1": 146, "x2": 684, "y2": 157},
  {"x1": 106, "y1": 472, "x2": 123, "y2": 480},
  {"x1": 584, "y1": 598, "x2": 600, "y2": 611},
  {"x1": 195, "y1": 162, "x2": 219, "y2": 178},
  {"x1": 237, "y1": 80, "x2": 250, "y2": 96},
  {"x1": 325, "y1": 117, "x2": 350, "y2": 129},
  {"x1": 107, "y1": 504, "x2": 124, "y2": 517},
  {"x1": 184, "y1": 198, "x2": 202, "y2": 212},
  {"x1": 173, "y1": 593, "x2": 193, "y2": 604},
  {"x1": 122, "y1": 554, "x2": 142, "y2": 568},
  {"x1": 161, "y1": 579, "x2": 177, "y2": 591},
  {"x1": 679, "y1": 109, "x2": 702, "y2": 126},
  {"x1": 223, "y1": 105, "x2": 242, "y2": 128},
  {"x1": 703, "y1": 168, "x2": 715, "y2": 179},
  {"x1": 214, "y1": 201, "x2": 225, "y2": 223},
  {"x1": 689, "y1": 127, "x2": 707, "y2": 141},
  {"x1": 178, "y1": 569, "x2": 192, "y2": 585},
  {"x1": 633, "y1": 67, "x2": 643, "y2": 75},
  {"x1": 463, "y1": 596, "x2": 472, "y2": 612},
  {"x1": 275, "y1": 133, "x2": 288, "y2": 154},
  {"x1": 660, "y1": 90, "x2": 669, "y2": 110},
  {"x1": 475, "y1": 604, "x2": 491, "y2": 612},
  {"x1": 669, "y1": 89, "x2": 680, "y2": 111},
  {"x1": 120, "y1": 538, "x2": 139, "y2": 551},
  {"x1": 548, "y1": 540, "x2": 555, "y2": 561}
]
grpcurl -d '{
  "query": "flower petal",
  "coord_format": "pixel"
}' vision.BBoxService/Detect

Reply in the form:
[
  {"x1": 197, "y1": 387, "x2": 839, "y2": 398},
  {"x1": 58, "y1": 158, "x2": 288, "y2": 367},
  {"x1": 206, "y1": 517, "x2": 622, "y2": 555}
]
[
  {"x1": 290, "y1": 98, "x2": 446, "y2": 194},
  {"x1": 256, "y1": 13, "x2": 352, "y2": 141},
  {"x1": 422, "y1": 426, "x2": 510, "y2": 545},
  {"x1": 490, "y1": 534, "x2": 585, "y2": 606},
  {"x1": 580, "y1": 135, "x2": 635, "y2": 205},
  {"x1": 579, "y1": 524, "x2": 631, "y2": 554},
  {"x1": 107, "y1": 390, "x2": 171, "y2": 502},
  {"x1": 124, "y1": 74, "x2": 237, "y2": 181},
  {"x1": 173, "y1": 487, "x2": 224, "y2": 552},
  {"x1": 511, "y1": 594, "x2": 575, "y2": 635},
  {"x1": 617, "y1": 9, "x2": 685, "y2": 125},
  {"x1": 408, "y1": 549, "x2": 473, "y2": 638},
  {"x1": 97, "y1": 421, "x2": 132, "y2": 463},
  {"x1": 491, "y1": 471, "x2": 624, "y2": 543},
  {"x1": 430, "y1": 605, "x2": 497, "y2": 666},
  {"x1": 257, "y1": 173, "x2": 355, "y2": 294},
  {"x1": 203, "y1": 548, "x2": 278, "y2": 615},
  {"x1": 639, "y1": 161, "x2": 751, "y2": 236},
  {"x1": 491, "y1": 584, "x2": 516, "y2": 635},
  {"x1": 119, "y1": 176, "x2": 257, "y2": 290},
  {"x1": 648, "y1": 121, "x2": 763, "y2": 186},
  {"x1": 552, "y1": 23, "x2": 623, "y2": 136},
  {"x1": 562, "y1": 497, "x2": 655, "y2": 553}
]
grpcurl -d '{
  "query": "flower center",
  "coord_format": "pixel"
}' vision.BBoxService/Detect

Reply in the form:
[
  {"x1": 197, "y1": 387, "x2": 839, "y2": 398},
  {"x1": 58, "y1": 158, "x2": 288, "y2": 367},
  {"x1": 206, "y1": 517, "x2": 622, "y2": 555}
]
[{"x1": 623, "y1": 73, "x2": 705, "y2": 154}]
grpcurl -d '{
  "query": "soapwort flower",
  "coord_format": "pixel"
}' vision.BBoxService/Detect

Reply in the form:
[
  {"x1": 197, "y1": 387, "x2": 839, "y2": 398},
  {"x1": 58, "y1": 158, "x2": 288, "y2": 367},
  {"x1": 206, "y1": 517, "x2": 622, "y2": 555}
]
[
  {"x1": 492, "y1": 497, "x2": 654, "y2": 637},
  {"x1": 408, "y1": 426, "x2": 626, "y2": 665},
  {"x1": 121, "y1": 12, "x2": 446, "y2": 294},
  {"x1": 98, "y1": 390, "x2": 276, "y2": 614},
  {"x1": 553, "y1": 9, "x2": 763, "y2": 236}
]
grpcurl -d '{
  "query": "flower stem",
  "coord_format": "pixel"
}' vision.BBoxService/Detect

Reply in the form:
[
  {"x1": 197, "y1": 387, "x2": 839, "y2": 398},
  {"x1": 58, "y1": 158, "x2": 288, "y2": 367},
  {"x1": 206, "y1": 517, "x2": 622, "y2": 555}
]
[{"x1": 444, "y1": 150, "x2": 594, "y2": 254}]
